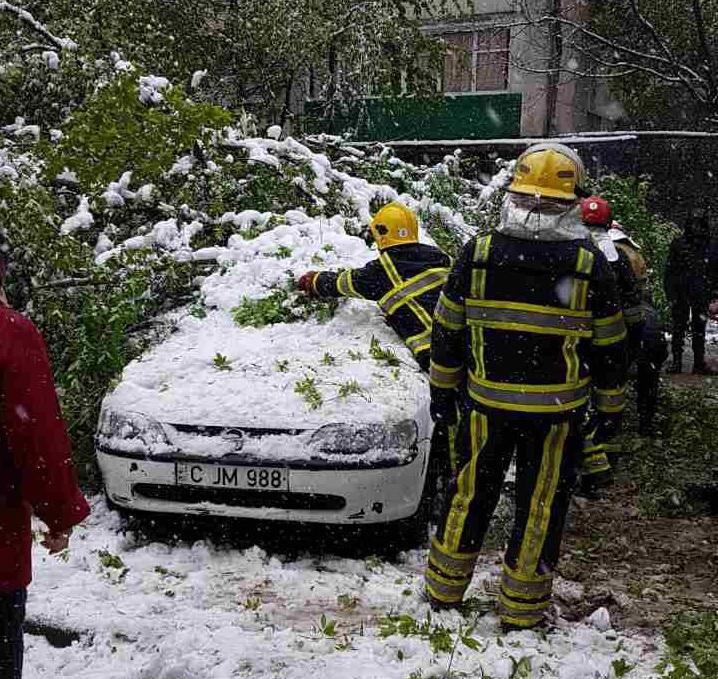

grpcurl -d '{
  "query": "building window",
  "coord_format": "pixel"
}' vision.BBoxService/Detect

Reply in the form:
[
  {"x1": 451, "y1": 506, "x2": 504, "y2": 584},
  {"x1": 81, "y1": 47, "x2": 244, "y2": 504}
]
[{"x1": 442, "y1": 28, "x2": 509, "y2": 93}]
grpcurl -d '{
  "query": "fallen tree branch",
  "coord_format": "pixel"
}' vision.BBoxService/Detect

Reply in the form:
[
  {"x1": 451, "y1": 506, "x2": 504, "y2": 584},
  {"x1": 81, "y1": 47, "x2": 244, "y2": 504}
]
[{"x1": 0, "y1": 1, "x2": 77, "y2": 52}]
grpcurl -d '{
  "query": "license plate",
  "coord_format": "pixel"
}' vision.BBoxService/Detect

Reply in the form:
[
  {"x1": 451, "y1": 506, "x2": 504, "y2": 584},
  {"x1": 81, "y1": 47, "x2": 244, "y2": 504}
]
[{"x1": 176, "y1": 462, "x2": 289, "y2": 491}]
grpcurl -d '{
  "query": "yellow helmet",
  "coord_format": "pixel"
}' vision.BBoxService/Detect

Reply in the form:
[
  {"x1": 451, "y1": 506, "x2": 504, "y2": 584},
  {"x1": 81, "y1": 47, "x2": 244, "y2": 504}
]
[
  {"x1": 369, "y1": 202, "x2": 419, "y2": 250},
  {"x1": 508, "y1": 143, "x2": 585, "y2": 201}
]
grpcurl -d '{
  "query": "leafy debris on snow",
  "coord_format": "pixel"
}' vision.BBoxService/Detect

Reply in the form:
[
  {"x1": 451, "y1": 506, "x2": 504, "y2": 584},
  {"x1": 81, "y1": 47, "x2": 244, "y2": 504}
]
[{"x1": 294, "y1": 375, "x2": 323, "y2": 410}]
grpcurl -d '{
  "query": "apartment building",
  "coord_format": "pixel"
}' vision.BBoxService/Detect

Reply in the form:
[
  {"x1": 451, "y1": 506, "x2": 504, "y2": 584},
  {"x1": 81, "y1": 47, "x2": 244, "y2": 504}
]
[{"x1": 423, "y1": 0, "x2": 623, "y2": 136}]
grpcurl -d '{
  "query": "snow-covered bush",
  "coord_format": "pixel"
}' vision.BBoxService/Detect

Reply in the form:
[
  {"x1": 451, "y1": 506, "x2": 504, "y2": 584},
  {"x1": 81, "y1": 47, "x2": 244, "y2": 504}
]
[
  {"x1": 1, "y1": 75, "x2": 496, "y2": 482},
  {"x1": 592, "y1": 175, "x2": 678, "y2": 316},
  {"x1": 43, "y1": 74, "x2": 232, "y2": 189}
]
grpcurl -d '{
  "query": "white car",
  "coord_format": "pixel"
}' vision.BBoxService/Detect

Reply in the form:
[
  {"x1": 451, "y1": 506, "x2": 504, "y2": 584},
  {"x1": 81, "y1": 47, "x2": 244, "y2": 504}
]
[{"x1": 97, "y1": 214, "x2": 439, "y2": 537}]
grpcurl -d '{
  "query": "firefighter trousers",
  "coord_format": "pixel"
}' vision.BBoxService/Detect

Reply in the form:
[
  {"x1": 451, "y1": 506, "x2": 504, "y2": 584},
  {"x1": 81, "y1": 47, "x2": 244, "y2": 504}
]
[{"x1": 425, "y1": 410, "x2": 582, "y2": 628}]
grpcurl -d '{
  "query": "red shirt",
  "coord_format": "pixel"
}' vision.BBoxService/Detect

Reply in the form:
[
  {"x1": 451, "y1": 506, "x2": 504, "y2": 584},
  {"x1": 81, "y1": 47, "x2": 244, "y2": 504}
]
[{"x1": 0, "y1": 306, "x2": 90, "y2": 591}]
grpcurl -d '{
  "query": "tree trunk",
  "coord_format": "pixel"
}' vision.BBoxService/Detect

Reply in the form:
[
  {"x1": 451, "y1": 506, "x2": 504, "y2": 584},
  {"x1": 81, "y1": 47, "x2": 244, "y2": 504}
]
[{"x1": 544, "y1": 0, "x2": 563, "y2": 137}]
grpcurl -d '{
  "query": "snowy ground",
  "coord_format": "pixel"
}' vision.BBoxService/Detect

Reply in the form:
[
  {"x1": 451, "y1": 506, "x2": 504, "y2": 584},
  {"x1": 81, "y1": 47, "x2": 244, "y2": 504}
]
[{"x1": 25, "y1": 499, "x2": 664, "y2": 679}]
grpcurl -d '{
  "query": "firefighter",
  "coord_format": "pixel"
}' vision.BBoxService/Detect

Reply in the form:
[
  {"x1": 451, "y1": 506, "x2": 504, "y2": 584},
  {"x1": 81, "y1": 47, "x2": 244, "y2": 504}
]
[
  {"x1": 297, "y1": 201, "x2": 451, "y2": 372},
  {"x1": 298, "y1": 202, "x2": 457, "y2": 484},
  {"x1": 609, "y1": 221, "x2": 668, "y2": 435},
  {"x1": 425, "y1": 143, "x2": 628, "y2": 631},
  {"x1": 578, "y1": 196, "x2": 640, "y2": 490},
  {"x1": 664, "y1": 212, "x2": 718, "y2": 374}
]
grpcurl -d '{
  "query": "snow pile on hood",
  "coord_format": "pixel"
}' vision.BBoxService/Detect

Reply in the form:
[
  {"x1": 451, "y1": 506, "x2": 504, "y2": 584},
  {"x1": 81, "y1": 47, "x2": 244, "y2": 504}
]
[
  {"x1": 102, "y1": 216, "x2": 430, "y2": 432},
  {"x1": 24, "y1": 498, "x2": 665, "y2": 679}
]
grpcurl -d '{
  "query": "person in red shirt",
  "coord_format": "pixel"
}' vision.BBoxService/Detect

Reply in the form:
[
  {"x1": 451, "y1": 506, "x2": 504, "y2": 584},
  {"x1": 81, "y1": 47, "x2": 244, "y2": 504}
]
[{"x1": 0, "y1": 249, "x2": 90, "y2": 679}]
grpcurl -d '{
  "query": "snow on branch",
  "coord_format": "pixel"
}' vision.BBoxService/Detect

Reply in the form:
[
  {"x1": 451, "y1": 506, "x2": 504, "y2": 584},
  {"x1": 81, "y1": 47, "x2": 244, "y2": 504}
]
[
  {"x1": 0, "y1": 1, "x2": 77, "y2": 52},
  {"x1": 500, "y1": 6, "x2": 712, "y2": 107}
]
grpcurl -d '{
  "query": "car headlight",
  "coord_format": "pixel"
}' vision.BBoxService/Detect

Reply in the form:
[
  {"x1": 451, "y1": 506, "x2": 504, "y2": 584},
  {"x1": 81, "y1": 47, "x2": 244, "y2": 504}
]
[
  {"x1": 309, "y1": 420, "x2": 418, "y2": 455},
  {"x1": 97, "y1": 408, "x2": 175, "y2": 455}
]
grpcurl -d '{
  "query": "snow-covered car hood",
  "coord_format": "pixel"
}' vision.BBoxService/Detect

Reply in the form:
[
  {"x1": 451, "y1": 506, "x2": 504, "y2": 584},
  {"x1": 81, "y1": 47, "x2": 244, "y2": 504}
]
[
  {"x1": 101, "y1": 210, "x2": 434, "y2": 445},
  {"x1": 102, "y1": 304, "x2": 431, "y2": 433}
]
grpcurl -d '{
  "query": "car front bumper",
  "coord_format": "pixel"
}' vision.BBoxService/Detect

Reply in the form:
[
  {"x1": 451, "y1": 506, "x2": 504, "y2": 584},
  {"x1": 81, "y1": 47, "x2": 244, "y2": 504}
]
[{"x1": 98, "y1": 444, "x2": 430, "y2": 525}]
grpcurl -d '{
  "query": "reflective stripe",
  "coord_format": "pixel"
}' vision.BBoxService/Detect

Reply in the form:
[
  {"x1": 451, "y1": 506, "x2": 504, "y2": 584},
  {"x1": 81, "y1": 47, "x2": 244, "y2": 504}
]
[
  {"x1": 498, "y1": 593, "x2": 551, "y2": 612},
  {"x1": 562, "y1": 336, "x2": 580, "y2": 383},
  {"x1": 429, "y1": 537, "x2": 478, "y2": 577},
  {"x1": 502, "y1": 562, "x2": 552, "y2": 584},
  {"x1": 470, "y1": 234, "x2": 492, "y2": 298},
  {"x1": 443, "y1": 412, "x2": 488, "y2": 552},
  {"x1": 429, "y1": 361, "x2": 464, "y2": 389},
  {"x1": 576, "y1": 247, "x2": 595, "y2": 276},
  {"x1": 405, "y1": 328, "x2": 431, "y2": 355},
  {"x1": 562, "y1": 247, "x2": 594, "y2": 382},
  {"x1": 596, "y1": 386, "x2": 627, "y2": 413},
  {"x1": 465, "y1": 300, "x2": 593, "y2": 337},
  {"x1": 379, "y1": 253, "x2": 436, "y2": 338},
  {"x1": 499, "y1": 610, "x2": 545, "y2": 628},
  {"x1": 470, "y1": 236, "x2": 492, "y2": 377},
  {"x1": 468, "y1": 373, "x2": 590, "y2": 413},
  {"x1": 501, "y1": 566, "x2": 553, "y2": 601},
  {"x1": 574, "y1": 248, "x2": 594, "y2": 310},
  {"x1": 336, "y1": 270, "x2": 363, "y2": 299},
  {"x1": 434, "y1": 292, "x2": 465, "y2": 330},
  {"x1": 593, "y1": 312, "x2": 627, "y2": 346},
  {"x1": 408, "y1": 297, "x2": 433, "y2": 329},
  {"x1": 379, "y1": 253, "x2": 402, "y2": 287},
  {"x1": 582, "y1": 452, "x2": 611, "y2": 474},
  {"x1": 425, "y1": 579, "x2": 465, "y2": 604},
  {"x1": 379, "y1": 268, "x2": 448, "y2": 315},
  {"x1": 517, "y1": 422, "x2": 568, "y2": 574},
  {"x1": 425, "y1": 566, "x2": 471, "y2": 588}
]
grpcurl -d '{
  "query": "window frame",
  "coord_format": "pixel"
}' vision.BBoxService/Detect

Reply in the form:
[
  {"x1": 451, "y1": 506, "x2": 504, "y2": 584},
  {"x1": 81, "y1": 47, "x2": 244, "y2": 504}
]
[{"x1": 441, "y1": 27, "x2": 510, "y2": 94}]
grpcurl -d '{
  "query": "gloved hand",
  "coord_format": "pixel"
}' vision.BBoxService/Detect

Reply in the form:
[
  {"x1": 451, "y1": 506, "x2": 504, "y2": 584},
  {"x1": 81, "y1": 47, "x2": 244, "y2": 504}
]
[
  {"x1": 430, "y1": 386, "x2": 458, "y2": 426},
  {"x1": 297, "y1": 271, "x2": 318, "y2": 296}
]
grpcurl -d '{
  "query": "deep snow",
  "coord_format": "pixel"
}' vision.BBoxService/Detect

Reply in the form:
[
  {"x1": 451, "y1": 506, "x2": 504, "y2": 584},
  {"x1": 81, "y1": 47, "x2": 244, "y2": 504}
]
[{"x1": 25, "y1": 499, "x2": 664, "y2": 679}]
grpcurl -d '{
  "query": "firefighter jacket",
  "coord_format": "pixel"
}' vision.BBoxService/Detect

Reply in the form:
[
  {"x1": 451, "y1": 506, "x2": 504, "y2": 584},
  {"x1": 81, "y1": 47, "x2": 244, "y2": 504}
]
[
  {"x1": 429, "y1": 232, "x2": 628, "y2": 421},
  {"x1": 313, "y1": 243, "x2": 451, "y2": 370}
]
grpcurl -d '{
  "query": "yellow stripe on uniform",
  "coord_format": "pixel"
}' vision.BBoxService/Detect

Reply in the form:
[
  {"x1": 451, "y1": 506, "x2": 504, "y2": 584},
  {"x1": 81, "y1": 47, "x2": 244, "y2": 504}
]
[
  {"x1": 378, "y1": 252, "x2": 403, "y2": 287},
  {"x1": 405, "y1": 328, "x2": 432, "y2": 355},
  {"x1": 516, "y1": 421, "x2": 569, "y2": 575},
  {"x1": 379, "y1": 268, "x2": 448, "y2": 315},
  {"x1": 378, "y1": 252, "x2": 435, "y2": 333},
  {"x1": 429, "y1": 361, "x2": 464, "y2": 389},
  {"x1": 434, "y1": 292, "x2": 465, "y2": 330},
  {"x1": 562, "y1": 247, "x2": 594, "y2": 382},
  {"x1": 336, "y1": 270, "x2": 363, "y2": 298},
  {"x1": 592, "y1": 311, "x2": 628, "y2": 346},
  {"x1": 443, "y1": 411, "x2": 488, "y2": 553},
  {"x1": 470, "y1": 235, "x2": 492, "y2": 379},
  {"x1": 595, "y1": 384, "x2": 628, "y2": 413}
]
